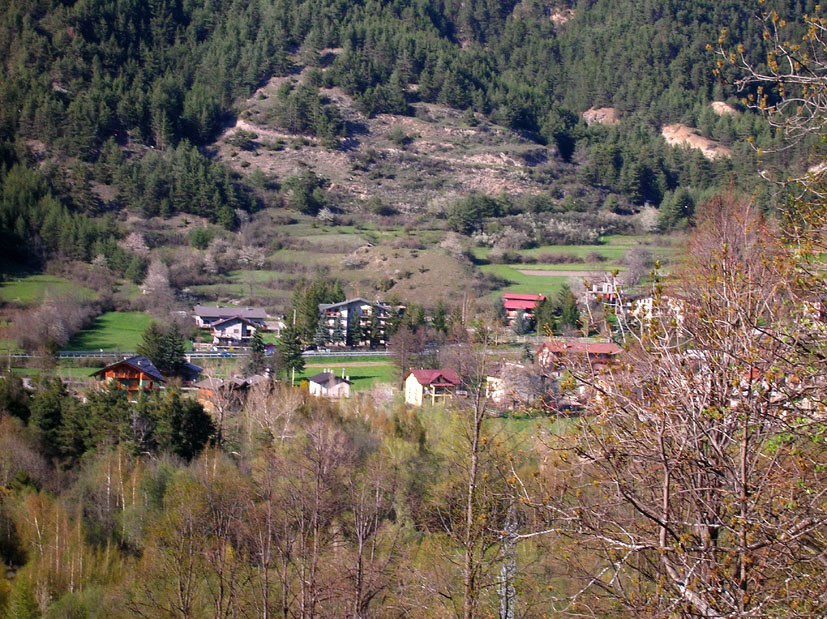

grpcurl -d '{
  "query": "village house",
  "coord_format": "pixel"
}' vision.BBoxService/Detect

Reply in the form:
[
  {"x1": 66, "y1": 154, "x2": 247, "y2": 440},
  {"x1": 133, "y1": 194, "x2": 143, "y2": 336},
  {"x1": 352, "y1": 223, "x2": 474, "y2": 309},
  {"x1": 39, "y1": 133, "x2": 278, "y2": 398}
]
[
  {"x1": 91, "y1": 355, "x2": 203, "y2": 398},
  {"x1": 307, "y1": 371, "x2": 352, "y2": 399},
  {"x1": 628, "y1": 293, "x2": 687, "y2": 331},
  {"x1": 486, "y1": 362, "x2": 548, "y2": 411},
  {"x1": 403, "y1": 369, "x2": 461, "y2": 406},
  {"x1": 317, "y1": 297, "x2": 396, "y2": 348},
  {"x1": 91, "y1": 356, "x2": 165, "y2": 397},
  {"x1": 195, "y1": 374, "x2": 272, "y2": 412},
  {"x1": 502, "y1": 293, "x2": 545, "y2": 327},
  {"x1": 210, "y1": 316, "x2": 260, "y2": 346},
  {"x1": 536, "y1": 339, "x2": 621, "y2": 375},
  {"x1": 192, "y1": 305, "x2": 269, "y2": 328}
]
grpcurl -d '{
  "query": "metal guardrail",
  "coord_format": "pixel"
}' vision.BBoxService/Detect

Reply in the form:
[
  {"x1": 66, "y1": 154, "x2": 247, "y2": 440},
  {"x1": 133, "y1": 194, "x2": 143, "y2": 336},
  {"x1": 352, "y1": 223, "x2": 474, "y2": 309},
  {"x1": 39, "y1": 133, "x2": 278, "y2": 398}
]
[{"x1": 301, "y1": 350, "x2": 390, "y2": 358}]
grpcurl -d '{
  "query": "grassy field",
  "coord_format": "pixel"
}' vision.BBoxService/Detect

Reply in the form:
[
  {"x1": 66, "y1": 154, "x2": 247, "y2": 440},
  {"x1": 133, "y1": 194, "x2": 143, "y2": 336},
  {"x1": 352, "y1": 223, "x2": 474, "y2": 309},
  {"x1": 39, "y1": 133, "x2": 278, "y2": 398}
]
[
  {"x1": 472, "y1": 234, "x2": 682, "y2": 263},
  {"x1": 480, "y1": 264, "x2": 573, "y2": 296},
  {"x1": 296, "y1": 361, "x2": 396, "y2": 391},
  {"x1": 11, "y1": 366, "x2": 99, "y2": 381},
  {"x1": 305, "y1": 354, "x2": 391, "y2": 364},
  {"x1": 66, "y1": 312, "x2": 156, "y2": 351},
  {"x1": 0, "y1": 274, "x2": 98, "y2": 306}
]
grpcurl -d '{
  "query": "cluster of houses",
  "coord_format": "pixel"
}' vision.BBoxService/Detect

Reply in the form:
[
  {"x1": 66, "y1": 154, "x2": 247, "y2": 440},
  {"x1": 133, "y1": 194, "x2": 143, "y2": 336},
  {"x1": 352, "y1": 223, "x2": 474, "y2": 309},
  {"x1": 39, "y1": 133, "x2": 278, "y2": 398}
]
[
  {"x1": 88, "y1": 293, "x2": 638, "y2": 412},
  {"x1": 191, "y1": 299, "x2": 402, "y2": 350}
]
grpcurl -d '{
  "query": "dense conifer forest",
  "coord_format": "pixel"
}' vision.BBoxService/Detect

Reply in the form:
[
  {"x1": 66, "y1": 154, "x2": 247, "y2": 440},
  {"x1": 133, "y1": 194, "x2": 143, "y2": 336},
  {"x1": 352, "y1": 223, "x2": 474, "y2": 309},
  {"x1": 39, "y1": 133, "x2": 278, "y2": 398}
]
[{"x1": 0, "y1": 0, "x2": 818, "y2": 265}]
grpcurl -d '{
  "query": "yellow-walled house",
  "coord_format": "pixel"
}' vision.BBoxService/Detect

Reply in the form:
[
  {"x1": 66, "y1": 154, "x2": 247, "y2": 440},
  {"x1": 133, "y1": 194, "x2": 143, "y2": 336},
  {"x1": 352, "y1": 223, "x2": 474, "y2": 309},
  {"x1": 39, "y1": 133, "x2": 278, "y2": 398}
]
[{"x1": 403, "y1": 369, "x2": 461, "y2": 406}]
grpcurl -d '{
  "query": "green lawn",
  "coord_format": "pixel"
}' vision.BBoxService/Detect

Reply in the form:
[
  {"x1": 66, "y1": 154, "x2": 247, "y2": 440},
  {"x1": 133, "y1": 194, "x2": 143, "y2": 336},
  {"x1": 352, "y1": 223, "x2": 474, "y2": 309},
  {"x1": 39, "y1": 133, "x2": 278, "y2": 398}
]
[
  {"x1": 481, "y1": 264, "x2": 572, "y2": 296},
  {"x1": 66, "y1": 312, "x2": 155, "y2": 351},
  {"x1": 11, "y1": 366, "x2": 99, "y2": 380},
  {"x1": 472, "y1": 234, "x2": 681, "y2": 263},
  {"x1": 305, "y1": 354, "x2": 392, "y2": 364},
  {"x1": 0, "y1": 274, "x2": 98, "y2": 306},
  {"x1": 296, "y1": 362, "x2": 395, "y2": 391}
]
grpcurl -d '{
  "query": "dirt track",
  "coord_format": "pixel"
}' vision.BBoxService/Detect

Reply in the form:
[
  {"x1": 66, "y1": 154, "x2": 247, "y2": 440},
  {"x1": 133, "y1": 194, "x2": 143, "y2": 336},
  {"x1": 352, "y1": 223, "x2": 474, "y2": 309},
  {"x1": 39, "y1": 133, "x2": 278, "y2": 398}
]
[{"x1": 517, "y1": 269, "x2": 610, "y2": 277}]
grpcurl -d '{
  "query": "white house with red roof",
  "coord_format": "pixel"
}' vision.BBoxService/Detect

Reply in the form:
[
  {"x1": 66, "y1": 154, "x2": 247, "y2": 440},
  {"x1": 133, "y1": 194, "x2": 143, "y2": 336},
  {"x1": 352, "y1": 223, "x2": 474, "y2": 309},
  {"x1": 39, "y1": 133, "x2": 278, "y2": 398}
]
[
  {"x1": 403, "y1": 369, "x2": 462, "y2": 406},
  {"x1": 503, "y1": 293, "x2": 545, "y2": 327}
]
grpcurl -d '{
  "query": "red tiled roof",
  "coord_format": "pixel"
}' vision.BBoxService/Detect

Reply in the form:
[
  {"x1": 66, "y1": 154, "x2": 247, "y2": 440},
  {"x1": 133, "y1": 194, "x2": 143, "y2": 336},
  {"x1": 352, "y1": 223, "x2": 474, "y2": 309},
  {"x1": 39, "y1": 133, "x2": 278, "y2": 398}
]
[
  {"x1": 537, "y1": 340, "x2": 621, "y2": 356},
  {"x1": 406, "y1": 369, "x2": 461, "y2": 386},
  {"x1": 504, "y1": 299, "x2": 540, "y2": 311},
  {"x1": 503, "y1": 294, "x2": 545, "y2": 301}
]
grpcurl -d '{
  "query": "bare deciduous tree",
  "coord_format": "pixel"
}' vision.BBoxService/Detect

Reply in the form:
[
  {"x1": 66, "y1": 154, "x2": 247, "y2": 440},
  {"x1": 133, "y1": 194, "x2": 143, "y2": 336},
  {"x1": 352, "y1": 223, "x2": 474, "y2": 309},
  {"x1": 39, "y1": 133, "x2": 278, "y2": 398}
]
[{"x1": 523, "y1": 195, "x2": 827, "y2": 616}]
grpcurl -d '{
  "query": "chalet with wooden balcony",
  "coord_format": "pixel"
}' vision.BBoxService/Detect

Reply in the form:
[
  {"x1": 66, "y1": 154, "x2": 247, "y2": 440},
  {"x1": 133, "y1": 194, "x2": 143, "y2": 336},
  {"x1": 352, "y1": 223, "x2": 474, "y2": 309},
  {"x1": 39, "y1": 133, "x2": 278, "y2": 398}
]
[{"x1": 91, "y1": 356, "x2": 165, "y2": 396}]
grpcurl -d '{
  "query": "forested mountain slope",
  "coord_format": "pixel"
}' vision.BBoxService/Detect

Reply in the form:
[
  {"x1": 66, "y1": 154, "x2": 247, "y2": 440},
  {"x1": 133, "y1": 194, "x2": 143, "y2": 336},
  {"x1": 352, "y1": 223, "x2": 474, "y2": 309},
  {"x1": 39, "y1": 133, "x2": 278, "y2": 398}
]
[{"x1": 0, "y1": 0, "x2": 815, "y2": 267}]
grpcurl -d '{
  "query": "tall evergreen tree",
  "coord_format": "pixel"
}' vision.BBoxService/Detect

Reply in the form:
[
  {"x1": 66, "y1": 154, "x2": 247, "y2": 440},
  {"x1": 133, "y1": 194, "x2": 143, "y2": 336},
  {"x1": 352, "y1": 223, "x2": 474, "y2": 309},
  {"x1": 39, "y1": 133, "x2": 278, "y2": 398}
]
[
  {"x1": 277, "y1": 324, "x2": 305, "y2": 379},
  {"x1": 137, "y1": 322, "x2": 165, "y2": 366},
  {"x1": 160, "y1": 322, "x2": 186, "y2": 375},
  {"x1": 245, "y1": 330, "x2": 267, "y2": 375}
]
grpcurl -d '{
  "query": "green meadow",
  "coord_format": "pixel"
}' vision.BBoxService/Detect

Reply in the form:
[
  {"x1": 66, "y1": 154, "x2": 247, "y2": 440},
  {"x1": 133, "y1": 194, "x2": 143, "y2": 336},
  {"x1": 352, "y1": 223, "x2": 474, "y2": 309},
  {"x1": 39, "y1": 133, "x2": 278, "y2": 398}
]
[
  {"x1": 66, "y1": 312, "x2": 156, "y2": 351},
  {"x1": 0, "y1": 274, "x2": 98, "y2": 305}
]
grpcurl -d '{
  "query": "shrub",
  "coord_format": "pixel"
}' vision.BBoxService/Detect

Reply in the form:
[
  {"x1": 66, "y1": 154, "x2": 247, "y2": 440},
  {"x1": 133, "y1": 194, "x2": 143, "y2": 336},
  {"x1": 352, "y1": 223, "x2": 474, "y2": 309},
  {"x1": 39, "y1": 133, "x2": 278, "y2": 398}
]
[{"x1": 536, "y1": 252, "x2": 584, "y2": 264}]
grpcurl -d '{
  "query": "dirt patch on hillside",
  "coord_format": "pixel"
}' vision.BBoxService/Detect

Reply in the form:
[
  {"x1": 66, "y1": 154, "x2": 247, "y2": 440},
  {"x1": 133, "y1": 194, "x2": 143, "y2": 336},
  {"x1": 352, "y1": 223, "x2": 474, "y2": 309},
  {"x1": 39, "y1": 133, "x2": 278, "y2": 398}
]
[
  {"x1": 582, "y1": 107, "x2": 620, "y2": 126},
  {"x1": 711, "y1": 101, "x2": 737, "y2": 116},
  {"x1": 213, "y1": 74, "x2": 561, "y2": 213},
  {"x1": 550, "y1": 8, "x2": 574, "y2": 24},
  {"x1": 661, "y1": 124, "x2": 731, "y2": 160}
]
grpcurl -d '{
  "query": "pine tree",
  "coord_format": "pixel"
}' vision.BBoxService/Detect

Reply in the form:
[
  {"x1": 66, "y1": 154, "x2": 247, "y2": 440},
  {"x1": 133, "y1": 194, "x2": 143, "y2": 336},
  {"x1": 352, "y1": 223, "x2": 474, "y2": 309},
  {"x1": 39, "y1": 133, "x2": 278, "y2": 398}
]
[
  {"x1": 277, "y1": 324, "x2": 305, "y2": 378},
  {"x1": 348, "y1": 315, "x2": 365, "y2": 348},
  {"x1": 151, "y1": 390, "x2": 214, "y2": 461},
  {"x1": 332, "y1": 317, "x2": 347, "y2": 346},
  {"x1": 313, "y1": 315, "x2": 329, "y2": 348},
  {"x1": 245, "y1": 330, "x2": 266, "y2": 375},
  {"x1": 160, "y1": 322, "x2": 186, "y2": 375},
  {"x1": 557, "y1": 285, "x2": 581, "y2": 330},
  {"x1": 433, "y1": 300, "x2": 447, "y2": 333},
  {"x1": 29, "y1": 378, "x2": 69, "y2": 462},
  {"x1": 137, "y1": 322, "x2": 165, "y2": 367}
]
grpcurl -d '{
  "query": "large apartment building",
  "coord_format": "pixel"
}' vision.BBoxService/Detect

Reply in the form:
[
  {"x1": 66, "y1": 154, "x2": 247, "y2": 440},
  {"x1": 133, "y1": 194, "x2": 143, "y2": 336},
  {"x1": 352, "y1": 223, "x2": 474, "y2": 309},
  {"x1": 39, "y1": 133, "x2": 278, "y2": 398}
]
[{"x1": 317, "y1": 297, "x2": 398, "y2": 348}]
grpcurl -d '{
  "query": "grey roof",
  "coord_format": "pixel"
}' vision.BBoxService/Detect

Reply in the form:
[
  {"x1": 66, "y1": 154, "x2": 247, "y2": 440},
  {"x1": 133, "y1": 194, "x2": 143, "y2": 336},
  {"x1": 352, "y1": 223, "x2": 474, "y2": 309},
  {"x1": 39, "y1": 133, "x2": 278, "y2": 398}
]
[
  {"x1": 196, "y1": 374, "x2": 270, "y2": 391},
  {"x1": 194, "y1": 305, "x2": 268, "y2": 320},
  {"x1": 308, "y1": 372, "x2": 352, "y2": 387},
  {"x1": 179, "y1": 362, "x2": 203, "y2": 382},
  {"x1": 91, "y1": 356, "x2": 166, "y2": 383},
  {"x1": 318, "y1": 297, "x2": 390, "y2": 312},
  {"x1": 195, "y1": 377, "x2": 224, "y2": 390}
]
